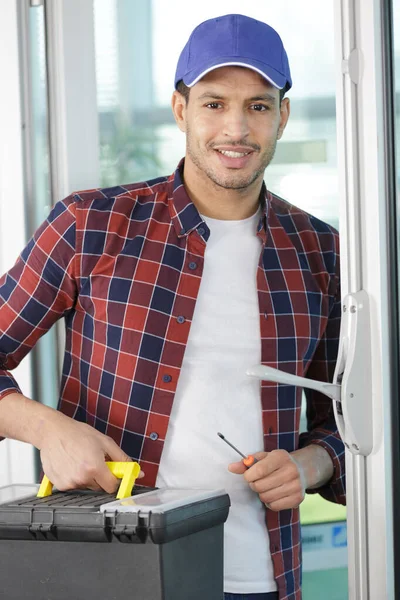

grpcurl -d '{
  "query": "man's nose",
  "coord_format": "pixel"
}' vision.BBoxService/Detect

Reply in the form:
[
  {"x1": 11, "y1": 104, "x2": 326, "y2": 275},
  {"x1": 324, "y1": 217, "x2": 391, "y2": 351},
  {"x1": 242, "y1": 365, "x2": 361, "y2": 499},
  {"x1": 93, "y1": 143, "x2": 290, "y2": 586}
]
[{"x1": 222, "y1": 109, "x2": 250, "y2": 139}]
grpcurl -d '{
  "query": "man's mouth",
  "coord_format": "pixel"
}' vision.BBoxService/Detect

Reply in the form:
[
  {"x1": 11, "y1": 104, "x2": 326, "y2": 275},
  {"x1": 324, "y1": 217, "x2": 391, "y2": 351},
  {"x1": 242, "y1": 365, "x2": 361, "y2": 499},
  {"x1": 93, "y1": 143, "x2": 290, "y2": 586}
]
[{"x1": 217, "y1": 150, "x2": 252, "y2": 158}]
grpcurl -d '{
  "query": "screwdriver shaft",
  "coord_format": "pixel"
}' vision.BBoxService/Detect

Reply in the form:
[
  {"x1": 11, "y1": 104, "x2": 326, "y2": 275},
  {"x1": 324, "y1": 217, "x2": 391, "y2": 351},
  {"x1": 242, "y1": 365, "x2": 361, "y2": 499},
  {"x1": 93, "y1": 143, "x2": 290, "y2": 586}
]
[{"x1": 217, "y1": 432, "x2": 247, "y2": 459}]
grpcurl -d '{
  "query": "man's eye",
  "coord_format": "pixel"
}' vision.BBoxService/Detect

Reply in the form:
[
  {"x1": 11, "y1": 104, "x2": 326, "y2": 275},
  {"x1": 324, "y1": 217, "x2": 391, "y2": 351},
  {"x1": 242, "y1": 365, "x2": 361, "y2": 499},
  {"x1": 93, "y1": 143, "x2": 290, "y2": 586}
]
[
  {"x1": 251, "y1": 104, "x2": 268, "y2": 112},
  {"x1": 206, "y1": 102, "x2": 222, "y2": 109}
]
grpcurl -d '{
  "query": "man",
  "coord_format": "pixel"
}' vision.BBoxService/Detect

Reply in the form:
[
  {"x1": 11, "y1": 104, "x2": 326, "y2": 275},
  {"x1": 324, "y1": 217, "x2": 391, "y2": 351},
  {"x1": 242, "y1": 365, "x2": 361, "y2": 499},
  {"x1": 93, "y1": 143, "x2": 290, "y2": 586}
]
[{"x1": 0, "y1": 14, "x2": 345, "y2": 600}]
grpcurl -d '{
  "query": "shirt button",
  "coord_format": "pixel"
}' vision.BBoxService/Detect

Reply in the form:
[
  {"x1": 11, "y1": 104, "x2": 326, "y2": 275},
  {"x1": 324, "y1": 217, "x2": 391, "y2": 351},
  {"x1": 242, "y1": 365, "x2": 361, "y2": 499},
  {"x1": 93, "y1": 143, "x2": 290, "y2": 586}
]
[
  {"x1": 149, "y1": 432, "x2": 158, "y2": 441},
  {"x1": 198, "y1": 227, "x2": 205, "y2": 236},
  {"x1": 177, "y1": 316, "x2": 186, "y2": 324},
  {"x1": 163, "y1": 374, "x2": 172, "y2": 383},
  {"x1": 188, "y1": 261, "x2": 197, "y2": 270}
]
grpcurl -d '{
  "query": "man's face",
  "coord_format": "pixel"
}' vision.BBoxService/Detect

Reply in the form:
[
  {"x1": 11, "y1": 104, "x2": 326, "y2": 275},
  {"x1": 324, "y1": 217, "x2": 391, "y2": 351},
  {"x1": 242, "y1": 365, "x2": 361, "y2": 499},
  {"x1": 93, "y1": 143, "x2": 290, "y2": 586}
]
[{"x1": 172, "y1": 66, "x2": 290, "y2": 192}]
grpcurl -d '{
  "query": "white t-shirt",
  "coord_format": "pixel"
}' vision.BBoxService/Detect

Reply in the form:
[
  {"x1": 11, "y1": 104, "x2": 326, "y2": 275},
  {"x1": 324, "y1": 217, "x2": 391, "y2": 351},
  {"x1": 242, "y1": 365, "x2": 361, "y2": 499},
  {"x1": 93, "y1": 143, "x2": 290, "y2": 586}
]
[{"x1": 156, "y1": 209, "x2": 277, "y2": 594}]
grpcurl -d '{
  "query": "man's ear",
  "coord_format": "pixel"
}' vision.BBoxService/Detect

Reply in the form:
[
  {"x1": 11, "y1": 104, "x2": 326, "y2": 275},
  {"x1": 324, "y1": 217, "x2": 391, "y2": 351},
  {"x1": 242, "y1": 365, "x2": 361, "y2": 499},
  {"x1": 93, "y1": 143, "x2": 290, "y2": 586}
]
[
  {"x1": 171, "y1": 91, "x2": 187, "y2": 133},
  {"x1": 277, "y1": 97, "x2": 290, "y2": 140}
]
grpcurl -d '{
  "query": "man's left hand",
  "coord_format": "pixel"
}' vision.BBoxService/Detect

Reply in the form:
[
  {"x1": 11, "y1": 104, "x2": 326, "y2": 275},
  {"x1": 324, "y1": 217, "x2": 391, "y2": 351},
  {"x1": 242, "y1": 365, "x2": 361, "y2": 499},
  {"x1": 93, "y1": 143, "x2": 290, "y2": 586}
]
[{"x1": 228, "y1": 445, "x2": 334, "y2": 511}]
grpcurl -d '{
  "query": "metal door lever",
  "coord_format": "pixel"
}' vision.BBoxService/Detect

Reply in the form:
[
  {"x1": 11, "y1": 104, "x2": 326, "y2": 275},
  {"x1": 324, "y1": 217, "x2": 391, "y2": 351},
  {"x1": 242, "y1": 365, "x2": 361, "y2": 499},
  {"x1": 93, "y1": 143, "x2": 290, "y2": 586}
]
[{"x1": 247, "y1": 290, "x2": 372, "y2": 456}]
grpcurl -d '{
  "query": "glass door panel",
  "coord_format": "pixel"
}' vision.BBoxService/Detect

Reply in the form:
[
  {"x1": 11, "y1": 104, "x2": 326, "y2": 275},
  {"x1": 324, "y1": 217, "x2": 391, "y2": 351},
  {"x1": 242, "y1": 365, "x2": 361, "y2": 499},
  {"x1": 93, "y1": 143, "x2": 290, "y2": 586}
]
[
  {"x1": 28, "y1": 4, "x2": 60, "y2": 415},
  {"x1": 395, "y1": 1, "x2": 400, "y2": 170},
  {"x1": 392, "y1": 0, "x2": 400, "y2": 594}
]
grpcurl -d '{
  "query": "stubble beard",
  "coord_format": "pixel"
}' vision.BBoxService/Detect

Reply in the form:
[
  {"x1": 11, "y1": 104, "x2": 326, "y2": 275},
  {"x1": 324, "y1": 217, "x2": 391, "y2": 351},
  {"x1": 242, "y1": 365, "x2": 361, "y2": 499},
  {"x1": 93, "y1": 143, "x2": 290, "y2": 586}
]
[{"x1": 186, "y1": 128, "x2": 278, "y2": 191}]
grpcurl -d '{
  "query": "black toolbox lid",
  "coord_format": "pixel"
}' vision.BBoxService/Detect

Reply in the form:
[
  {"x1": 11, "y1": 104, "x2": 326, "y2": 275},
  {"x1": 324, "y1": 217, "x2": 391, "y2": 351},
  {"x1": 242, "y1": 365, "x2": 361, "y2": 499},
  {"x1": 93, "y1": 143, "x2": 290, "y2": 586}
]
[{"x1": 0, "y1": 485, "x2": 230, "y2": 544}]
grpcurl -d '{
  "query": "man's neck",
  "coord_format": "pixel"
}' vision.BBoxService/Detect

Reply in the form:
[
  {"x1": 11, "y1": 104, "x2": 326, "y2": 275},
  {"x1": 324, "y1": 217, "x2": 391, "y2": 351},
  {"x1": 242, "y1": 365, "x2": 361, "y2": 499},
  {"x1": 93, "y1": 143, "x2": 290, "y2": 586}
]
[{"x1": 182, "y1": 160, "x2": 263, "y2": 220}]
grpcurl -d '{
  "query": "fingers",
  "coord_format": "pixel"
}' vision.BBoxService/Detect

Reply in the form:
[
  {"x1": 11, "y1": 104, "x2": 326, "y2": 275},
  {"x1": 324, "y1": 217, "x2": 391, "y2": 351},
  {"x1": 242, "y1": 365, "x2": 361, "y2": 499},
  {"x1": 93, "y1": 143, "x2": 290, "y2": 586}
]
[
  {"x1": 93, "y1": 462, "x2": 121, "y2": 494},
  {"x1": 265, "y1": 493, "x2": 304, "y2": 511},
  {"x1": 85, "y1": 482, "x2": 103, "y2": 492},
  {"x1": 243, "y1": 449, "x2": 289, "y2": 483},
  {"x1": 248, "y1": 459, "x2": 300, "y2": 493},
  {"x1": 48, "y1": 464, "x2": 144, "y2": 494},
  {"x1": 47, "y1": 471, "x2": 102, "y2": 493},
  {"x1": 258, "y1": 481, "x2": 303, "y2": 505},
  {"x1": 252, "y1": 471, "x2": 304, "y2": 510},
  {"x1": 102, "y1": 435, "x2": 132, "y2": 463},
  {"x1": 40, "y1": 422, "x2": 142, "y2": 495},
  {"x1": 239, "y1": 449, "x2": 305, "y2": 511},
  {"x1": 101, "y1": 435, "x2": 146, "y2": 486},
  {"x1": 228, "y1": 452, "x2": 269, "y2": 474},
  {"x1": 47, "y1": 460, "x2": 118, "y2": 494},
  {"x1": 228, "y1": 460, "x2": 248, "y2": 474}
]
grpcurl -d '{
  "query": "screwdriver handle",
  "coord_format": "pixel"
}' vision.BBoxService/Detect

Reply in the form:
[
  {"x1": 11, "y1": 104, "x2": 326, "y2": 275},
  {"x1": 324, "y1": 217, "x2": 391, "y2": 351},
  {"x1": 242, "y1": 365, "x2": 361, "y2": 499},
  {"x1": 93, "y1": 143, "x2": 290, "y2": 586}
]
[{"x1": 243, "y1": 455, "x2": 259, "y2": 468}]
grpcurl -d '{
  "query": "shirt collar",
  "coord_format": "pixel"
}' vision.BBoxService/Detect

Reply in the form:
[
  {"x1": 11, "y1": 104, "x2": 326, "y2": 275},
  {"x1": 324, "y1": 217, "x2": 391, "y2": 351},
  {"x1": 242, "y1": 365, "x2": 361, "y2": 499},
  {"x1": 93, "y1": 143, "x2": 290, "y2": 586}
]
[
  {"x1": 168, "y1": 159, "x2": 269, "y2": 242},
  {"x1": 167, "y1": 159, "x2": 206, "y2": 239}
]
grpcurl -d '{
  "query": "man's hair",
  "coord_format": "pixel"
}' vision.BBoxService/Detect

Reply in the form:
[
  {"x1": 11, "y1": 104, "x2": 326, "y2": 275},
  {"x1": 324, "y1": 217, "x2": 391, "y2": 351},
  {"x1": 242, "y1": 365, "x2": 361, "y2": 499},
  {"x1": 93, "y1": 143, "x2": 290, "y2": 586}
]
[
  {"x1": 176, "y1": 79, "x2": 287, "y2": 105},
  {"x1": 176, "y1": 80, "x2": 191, "y2": 103}
]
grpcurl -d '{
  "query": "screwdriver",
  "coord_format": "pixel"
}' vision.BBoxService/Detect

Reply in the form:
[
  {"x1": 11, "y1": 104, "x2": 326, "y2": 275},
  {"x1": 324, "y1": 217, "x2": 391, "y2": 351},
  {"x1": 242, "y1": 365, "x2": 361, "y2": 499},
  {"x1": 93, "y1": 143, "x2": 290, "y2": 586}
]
[{"x1": 217, "y1": 432, "x2": 259, "y2": 468}]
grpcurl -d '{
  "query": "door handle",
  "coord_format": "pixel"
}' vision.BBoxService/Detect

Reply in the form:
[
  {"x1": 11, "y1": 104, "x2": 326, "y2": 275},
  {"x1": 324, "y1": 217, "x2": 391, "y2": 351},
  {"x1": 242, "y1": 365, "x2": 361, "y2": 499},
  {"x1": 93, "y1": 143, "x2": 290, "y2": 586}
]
[{"x1": 247, "y1": 291, "x2": 372, "y2": 456}]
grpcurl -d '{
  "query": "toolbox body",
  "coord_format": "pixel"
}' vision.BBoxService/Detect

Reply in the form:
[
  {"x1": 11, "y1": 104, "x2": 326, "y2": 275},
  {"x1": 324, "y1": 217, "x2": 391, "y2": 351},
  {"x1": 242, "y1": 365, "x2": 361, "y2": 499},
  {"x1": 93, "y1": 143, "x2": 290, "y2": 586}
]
[{"x1": 0, "y1": 485, "x2": 230, "y2": 600}]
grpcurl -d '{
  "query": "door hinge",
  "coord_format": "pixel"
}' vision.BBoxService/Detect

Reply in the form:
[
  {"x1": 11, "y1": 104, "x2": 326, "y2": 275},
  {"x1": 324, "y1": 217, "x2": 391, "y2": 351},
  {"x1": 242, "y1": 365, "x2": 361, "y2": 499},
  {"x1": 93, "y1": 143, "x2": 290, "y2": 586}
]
[
  {"x1": 342, "y1": 48, "x2": 363, "y2": 85},
  {"x1": 247, "y1": 290, "x2": 373, "y2": 456}
]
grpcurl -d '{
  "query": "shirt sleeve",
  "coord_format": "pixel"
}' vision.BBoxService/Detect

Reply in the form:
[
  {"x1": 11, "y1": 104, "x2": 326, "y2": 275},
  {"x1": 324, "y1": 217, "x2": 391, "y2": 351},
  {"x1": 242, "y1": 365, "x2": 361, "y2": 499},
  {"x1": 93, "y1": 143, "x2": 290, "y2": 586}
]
[
  {"x1": 0, "y1": 196, "x2": 77, "y2": 400},
  {"x1": 298, "y1": 268, "x2": 346, "y2": 505}
]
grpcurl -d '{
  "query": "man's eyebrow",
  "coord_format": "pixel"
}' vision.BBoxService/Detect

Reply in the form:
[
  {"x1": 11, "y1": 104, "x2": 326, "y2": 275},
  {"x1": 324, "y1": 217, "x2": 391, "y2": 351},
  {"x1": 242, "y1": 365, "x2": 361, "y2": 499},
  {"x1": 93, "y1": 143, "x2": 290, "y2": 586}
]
[
  {"x1": 197, "y1": 92, "x2": 226, "y2": 101},
  {"x1": 248, "y1": 94, "x2": 277, "y2": 103},
  {"x1": 196, "y1": 92, "x2": 277, "y2": 103}
]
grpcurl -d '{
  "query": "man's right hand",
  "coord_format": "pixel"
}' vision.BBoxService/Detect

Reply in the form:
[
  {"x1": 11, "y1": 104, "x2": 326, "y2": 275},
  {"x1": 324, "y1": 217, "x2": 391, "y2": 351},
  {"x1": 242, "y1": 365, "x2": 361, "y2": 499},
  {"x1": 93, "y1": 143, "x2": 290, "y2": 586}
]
[
  {"x1": 0, "y1": 393, "x2": 144, "y2": 494},
  {"x1": 39, "y1": 416, "x2": 141, "y2": 493}
]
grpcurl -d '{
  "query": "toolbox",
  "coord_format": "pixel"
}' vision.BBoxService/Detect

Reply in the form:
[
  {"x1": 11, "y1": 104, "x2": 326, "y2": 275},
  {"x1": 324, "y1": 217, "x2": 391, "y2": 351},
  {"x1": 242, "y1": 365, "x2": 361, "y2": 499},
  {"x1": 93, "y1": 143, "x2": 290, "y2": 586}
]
[{"x1": 0, "y1": 484, "x2": 230, "y2": 600}]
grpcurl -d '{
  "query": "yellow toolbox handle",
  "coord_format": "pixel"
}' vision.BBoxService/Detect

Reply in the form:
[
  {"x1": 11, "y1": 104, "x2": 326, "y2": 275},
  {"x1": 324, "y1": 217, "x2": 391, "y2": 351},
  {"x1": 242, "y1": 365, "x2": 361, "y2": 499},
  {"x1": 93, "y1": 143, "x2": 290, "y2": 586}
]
[{"x1": 37, "y1": 461, "x2": 141, "y2": 499}]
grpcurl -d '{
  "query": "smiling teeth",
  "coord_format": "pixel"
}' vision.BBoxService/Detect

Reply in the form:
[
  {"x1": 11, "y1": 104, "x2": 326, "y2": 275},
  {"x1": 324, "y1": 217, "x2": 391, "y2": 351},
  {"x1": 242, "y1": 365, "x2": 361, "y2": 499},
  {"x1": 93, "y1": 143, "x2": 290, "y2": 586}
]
[{"x1": 218, "y1": 150, "x2": 249, "y2": 158}]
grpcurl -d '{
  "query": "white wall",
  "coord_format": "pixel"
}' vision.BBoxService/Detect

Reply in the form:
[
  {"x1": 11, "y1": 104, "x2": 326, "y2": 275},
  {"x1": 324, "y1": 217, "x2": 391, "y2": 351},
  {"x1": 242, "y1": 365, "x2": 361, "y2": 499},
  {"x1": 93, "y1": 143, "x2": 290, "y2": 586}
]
[{"x1": 0, "y1": 0, "x2": 35, "y2": 486}]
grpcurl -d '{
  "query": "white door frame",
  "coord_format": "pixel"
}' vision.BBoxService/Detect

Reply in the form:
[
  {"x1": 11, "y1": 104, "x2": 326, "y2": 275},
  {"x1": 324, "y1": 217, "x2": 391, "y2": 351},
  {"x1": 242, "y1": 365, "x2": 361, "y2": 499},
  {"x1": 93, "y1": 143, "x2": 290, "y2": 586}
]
[{"x1": 335, "y1": 0, "x2": 396, "y2": 597}]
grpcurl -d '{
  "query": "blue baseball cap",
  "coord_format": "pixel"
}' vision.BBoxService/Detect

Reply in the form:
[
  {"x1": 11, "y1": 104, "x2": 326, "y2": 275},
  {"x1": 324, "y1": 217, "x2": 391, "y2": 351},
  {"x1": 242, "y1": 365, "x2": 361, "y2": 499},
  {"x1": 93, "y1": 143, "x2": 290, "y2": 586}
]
[{"x1": 174, "y1": 14, "x2": 292, "y2": 91}]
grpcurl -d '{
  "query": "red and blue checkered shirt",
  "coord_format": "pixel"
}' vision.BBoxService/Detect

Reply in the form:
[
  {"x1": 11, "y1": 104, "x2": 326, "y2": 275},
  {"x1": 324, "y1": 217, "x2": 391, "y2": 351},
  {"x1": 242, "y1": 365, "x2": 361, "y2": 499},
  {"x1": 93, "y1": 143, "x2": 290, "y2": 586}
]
[{"x1": 0, "y1": 160, "x2": 345, "y2": 599}]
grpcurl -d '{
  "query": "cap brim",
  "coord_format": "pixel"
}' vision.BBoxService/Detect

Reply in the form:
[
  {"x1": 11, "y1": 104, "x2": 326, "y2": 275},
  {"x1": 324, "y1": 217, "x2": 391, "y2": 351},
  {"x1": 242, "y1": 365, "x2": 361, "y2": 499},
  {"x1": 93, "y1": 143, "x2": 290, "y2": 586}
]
[{"x1": 182, "y1": 58, "x2": 288, "y2": 90}]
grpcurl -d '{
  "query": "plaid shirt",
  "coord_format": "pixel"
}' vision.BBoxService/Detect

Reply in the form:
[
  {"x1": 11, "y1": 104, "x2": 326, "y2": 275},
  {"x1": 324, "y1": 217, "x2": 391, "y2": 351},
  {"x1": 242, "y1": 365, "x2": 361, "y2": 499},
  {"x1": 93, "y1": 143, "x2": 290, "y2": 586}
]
[{"x1": 0, "y1": 160, "x2": 345, "y2": 599}]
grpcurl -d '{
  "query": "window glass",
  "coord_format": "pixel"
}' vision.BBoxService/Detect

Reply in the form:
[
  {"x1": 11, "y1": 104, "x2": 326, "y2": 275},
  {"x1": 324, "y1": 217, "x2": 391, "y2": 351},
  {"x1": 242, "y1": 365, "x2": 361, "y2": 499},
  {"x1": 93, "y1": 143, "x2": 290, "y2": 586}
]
[
  {"x1": 395, "y1": 0, "x2": 400, "y2": 179},
  {"x1": 393, "y1": 0, "x2": 400, "y2": 592},
  {"x1": 28, "y1": 5, "x2": 59, "y2": 415}
]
